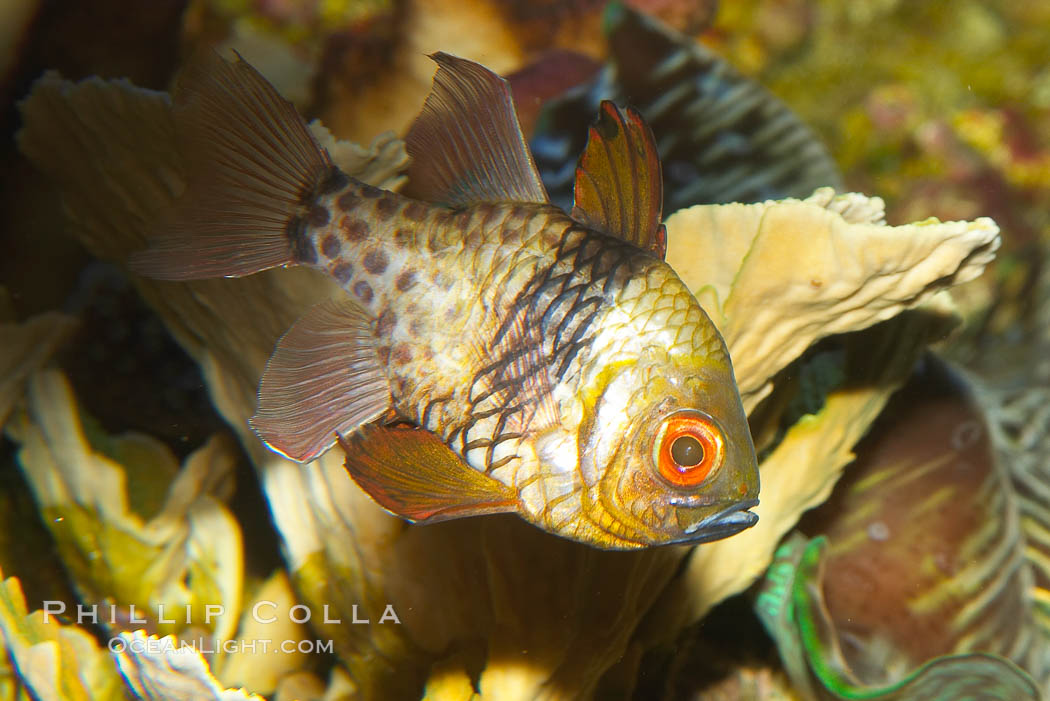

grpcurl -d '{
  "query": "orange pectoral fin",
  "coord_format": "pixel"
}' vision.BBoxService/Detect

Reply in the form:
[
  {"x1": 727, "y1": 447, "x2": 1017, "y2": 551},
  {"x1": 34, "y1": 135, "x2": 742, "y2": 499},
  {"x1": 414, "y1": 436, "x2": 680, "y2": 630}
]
[{"x1": 339, "y1": 425, "x2": 522, "y2": 524}]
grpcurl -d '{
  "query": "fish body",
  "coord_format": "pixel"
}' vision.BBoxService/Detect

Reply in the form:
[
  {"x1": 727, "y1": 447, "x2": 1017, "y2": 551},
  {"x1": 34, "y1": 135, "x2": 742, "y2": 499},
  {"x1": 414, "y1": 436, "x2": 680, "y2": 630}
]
[{"x1": 132, "y1": 51, "x2": 759, "y2": 549}]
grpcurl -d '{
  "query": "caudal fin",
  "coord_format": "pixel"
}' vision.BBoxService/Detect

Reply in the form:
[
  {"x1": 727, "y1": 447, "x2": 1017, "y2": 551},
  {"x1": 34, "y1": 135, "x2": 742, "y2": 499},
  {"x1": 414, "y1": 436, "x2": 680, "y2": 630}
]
[{"x1": 129, "y1": 52, "x2": 343, "y2": 281}]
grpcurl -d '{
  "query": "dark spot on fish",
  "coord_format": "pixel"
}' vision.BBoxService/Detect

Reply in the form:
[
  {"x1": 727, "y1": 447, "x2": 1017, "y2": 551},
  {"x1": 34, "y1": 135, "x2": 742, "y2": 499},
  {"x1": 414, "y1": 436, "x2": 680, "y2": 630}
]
[
  {"x1": 321, "y1": 234, "x2": 341, "y2": 258},
  {"x1": 376, "y1": 309, "x2": 397, "y2": 336},
  {"x1": 337, "y1": 190, "x2": 357, "y2": 212},
  {"x1": 395, "y1": 270, "x2": 417, "y2": 292},
  {"x1": 298, "y1": 244, "x2": 318, "y2": 265},
  {"x1": 403, "y1": 201, "x2": 428, "y2": 222},
  {"x1": 308, "y1": 205, "x2": 331, "y2": 228},
  {"x1": 353, "y1": 281, "x2": 374, "y2": 303},
  {"x1": 406, "y1": 302, "x2": 419, "y2": 314},
  {"x1": 319, "y1": 167, "x2": 350, "y2": 195},
  {"x1": 285, "y1": 214, "x2": 307, "y2": 244},
  {"x1": 392, "y1": 344, "x2": 413, "y2": 365},
  {"x1": 375, "y1": 196, "x2": 398, "y2": 219},
  {"x1": 410, "y1": 318, "x2": 425, "y2": 337},
  {"x1": 359, "y1": 184, "x2": 384, "y2": 199},
  {"x1": 285, "y1": 215, "x2": 317, "y2": 264},
  {"x1": 376, "y1": 345, "x2": 391, "y2": 365},
  {"x1": 363, "y1": 249, "x2": 389, "y2": 275},
  {"x1": 343, "y1": 218, "x2": 369, "y2": 242},
  {"x1": 423, "y1": 347, "x2": 434, "y2": 360},
  {"x1": 392, "y1": 228, "x2": 413, "y2": 248},
  {"x1": 331, "y1": 262, "x2": 353, "y2": 283},
  {"x1": 445, "y1": 305, "x2": 459, "y2": 322},
  {"x1": 297, "y1": 167, "x2": 347, "y2": 205}
]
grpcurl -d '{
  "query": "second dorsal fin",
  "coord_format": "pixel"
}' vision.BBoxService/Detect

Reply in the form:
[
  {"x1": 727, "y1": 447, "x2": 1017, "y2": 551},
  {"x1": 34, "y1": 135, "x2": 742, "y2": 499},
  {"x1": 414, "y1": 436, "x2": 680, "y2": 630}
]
[
  {"x1": 404, "y1": 52, "x2": 549, "y2": 207},
  {"x1": 572, "y1": 101, "x2": 666, "y2": 258}
]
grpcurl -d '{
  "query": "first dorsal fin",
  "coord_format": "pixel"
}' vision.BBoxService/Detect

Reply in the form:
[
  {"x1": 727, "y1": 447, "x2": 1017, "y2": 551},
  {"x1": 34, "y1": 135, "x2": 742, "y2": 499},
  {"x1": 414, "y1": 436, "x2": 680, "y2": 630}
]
[
  {"x1": 572, "y1": 101, "x2": 666, "y2": 258},
  {"x1": 404, "y1": 52, "x2": 549, "y2": 207},
  {"x1": 340, "y1": 424, "x2": 522, "y2": 523},
  {"x1": 250, "y1": 297, "x2": 393, "y2": 463}
]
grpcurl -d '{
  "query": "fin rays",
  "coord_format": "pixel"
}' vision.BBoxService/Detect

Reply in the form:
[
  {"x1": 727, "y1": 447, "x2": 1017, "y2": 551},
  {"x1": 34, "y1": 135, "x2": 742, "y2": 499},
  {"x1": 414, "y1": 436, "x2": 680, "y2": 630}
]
[
  {"x1": 341, "y1": 424, "x2": 521, "y2": 523},
  {"x1": 251, "y1": 298, "x2": 392, "y2": 463},
  {"x1": 129, "y1": 52, "x2": 335, "y2": 280},
  {"x1": 572, "y1": 101, "x2": 665, "y2": 257},
  {"x1": 404, "y1": 52, "x2": 548, "y2": 206}
]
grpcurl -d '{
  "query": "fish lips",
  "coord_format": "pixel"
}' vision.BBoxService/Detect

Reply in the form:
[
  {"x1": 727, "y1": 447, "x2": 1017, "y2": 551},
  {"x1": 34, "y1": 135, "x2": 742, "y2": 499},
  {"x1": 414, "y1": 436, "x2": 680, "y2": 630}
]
[{"x1": 669, "y1": 498, "x2": 759, "y2": 545}]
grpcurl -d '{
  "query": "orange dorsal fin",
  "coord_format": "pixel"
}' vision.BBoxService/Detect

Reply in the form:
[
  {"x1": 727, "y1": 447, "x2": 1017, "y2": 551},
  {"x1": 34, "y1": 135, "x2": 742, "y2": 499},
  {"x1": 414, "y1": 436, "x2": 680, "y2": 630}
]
[
  {"x1": 250, "y1": 297, "x2": 392, "y2": 463},
  {"x1": 572, "y1": 101, "x2": 666, "y2": 258},
  {"x1": 340, "y1": 424, "x2": 521, "y2": 523},
  {"x1": 404, "y1": 52, "x2": 548, "y2": 207}
]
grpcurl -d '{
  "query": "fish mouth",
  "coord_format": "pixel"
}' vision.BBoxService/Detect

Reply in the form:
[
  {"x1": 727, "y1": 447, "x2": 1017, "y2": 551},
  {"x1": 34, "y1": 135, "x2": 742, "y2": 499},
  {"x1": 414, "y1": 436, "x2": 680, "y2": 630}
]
[{"x1": 669, "y1": 498, "x2": 759, "y2": 545}]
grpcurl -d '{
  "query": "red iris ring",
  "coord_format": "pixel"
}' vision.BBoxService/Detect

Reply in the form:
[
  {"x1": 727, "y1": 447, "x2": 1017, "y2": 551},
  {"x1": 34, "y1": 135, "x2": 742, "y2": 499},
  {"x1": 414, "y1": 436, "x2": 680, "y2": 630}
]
[{"x1": 654, "y1": 411, "x2": 725, "y2": 489}]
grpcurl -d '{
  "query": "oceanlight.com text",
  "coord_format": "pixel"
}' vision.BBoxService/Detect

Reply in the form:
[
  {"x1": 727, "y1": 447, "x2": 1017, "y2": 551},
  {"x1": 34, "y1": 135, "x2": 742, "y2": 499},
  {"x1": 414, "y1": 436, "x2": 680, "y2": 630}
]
[{"x1": 108, "y1": 635, "x2": 336, "y2": 656}]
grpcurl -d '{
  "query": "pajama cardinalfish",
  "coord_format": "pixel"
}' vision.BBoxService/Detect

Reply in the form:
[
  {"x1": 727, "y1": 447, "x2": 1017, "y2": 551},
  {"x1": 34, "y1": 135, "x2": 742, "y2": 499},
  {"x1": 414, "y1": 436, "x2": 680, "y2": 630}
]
[{"x1": 131, "y1": 51, "x2": 760, "y2": 550}]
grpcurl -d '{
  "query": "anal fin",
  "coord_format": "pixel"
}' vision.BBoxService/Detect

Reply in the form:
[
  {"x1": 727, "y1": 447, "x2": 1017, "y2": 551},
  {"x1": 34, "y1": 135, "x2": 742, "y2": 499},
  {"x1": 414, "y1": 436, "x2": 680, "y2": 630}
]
[
  {"x1": 250, "y1": 297, "x2": 392, "y2": 463},
  {"x1": 339, "y1": 424, "x2": 521, "y2": 523}
]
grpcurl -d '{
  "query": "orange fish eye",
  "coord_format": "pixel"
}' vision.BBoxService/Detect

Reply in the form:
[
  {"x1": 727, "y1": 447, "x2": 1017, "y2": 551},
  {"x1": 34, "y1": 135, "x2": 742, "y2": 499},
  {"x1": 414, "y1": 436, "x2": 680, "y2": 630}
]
[{"x1": 653, "y1": 411, "x2": 725, "y2": 489}]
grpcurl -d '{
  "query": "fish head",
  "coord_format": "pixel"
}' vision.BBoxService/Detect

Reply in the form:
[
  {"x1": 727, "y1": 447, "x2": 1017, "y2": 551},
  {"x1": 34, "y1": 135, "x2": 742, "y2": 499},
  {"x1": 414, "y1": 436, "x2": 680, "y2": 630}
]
[{"x1": 574, "y1": 335, "x2": 759, "y2": 549}]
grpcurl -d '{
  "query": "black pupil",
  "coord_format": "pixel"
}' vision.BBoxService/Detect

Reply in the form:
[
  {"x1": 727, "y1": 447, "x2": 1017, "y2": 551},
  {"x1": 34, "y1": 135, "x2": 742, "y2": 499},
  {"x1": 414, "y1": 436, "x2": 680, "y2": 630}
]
[{"x1": 670, "y1": 435, "x2": 704, "y2": 468}]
